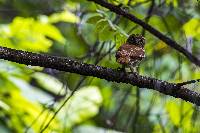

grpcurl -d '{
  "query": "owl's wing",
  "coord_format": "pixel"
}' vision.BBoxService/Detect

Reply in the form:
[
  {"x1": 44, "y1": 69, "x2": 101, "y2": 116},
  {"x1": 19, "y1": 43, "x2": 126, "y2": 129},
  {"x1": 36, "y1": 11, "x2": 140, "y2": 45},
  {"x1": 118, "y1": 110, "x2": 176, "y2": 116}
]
[{"x1": 129, "y1": 45, "x2": 145, "y2": 60}]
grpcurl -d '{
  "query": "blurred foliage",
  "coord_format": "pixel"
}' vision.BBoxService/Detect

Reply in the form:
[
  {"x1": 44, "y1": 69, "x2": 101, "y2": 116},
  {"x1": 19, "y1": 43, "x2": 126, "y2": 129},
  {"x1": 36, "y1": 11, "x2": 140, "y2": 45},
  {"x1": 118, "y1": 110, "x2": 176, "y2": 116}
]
[
  {"x1": 0, "y1": 0, "x2": 199, "y2": 133},
  {"x1": 0, "y1": 16, "x2": 65, "y2": 52}
]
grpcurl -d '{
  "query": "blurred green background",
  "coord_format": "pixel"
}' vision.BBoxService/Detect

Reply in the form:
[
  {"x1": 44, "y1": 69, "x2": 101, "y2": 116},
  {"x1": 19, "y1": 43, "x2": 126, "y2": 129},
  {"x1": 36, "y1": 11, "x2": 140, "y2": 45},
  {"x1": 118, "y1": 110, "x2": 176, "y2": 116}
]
[{"x1": 0, "y1": 0, "x2": 199, "y2": 132}]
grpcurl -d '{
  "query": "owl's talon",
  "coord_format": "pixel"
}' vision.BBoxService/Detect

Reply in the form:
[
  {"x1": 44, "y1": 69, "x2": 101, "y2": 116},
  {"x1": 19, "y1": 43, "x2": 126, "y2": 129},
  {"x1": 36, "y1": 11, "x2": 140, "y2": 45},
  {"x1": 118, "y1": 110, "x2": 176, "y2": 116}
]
[
  {"x1": 116, "y1": 64, "x2": 127, "y2": 73},
  {"x1": 116, "y1": 67, "x2": 125, "y2": 72}
]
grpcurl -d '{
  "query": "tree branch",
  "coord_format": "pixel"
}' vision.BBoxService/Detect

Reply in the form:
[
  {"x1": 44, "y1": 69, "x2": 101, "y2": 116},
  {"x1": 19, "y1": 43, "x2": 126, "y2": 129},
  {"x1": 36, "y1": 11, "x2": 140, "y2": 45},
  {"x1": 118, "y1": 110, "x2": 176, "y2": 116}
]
[
  {"x1": 177, "y1": 79, "x2": 200, "y2": 86},
  {"x1": 0, "y1": 46, "x2": 200, "y2": 105},
  {"x1": 87, "y1": 0, "x2": 200, "y2": 67}
]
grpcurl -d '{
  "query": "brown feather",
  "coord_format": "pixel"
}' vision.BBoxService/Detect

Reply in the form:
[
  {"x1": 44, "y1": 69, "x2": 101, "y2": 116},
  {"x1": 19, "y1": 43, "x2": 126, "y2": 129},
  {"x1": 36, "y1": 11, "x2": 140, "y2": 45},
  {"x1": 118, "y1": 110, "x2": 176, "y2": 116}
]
[{"x1": 115, "y1": 44, "x2": 145, "y2": 66}]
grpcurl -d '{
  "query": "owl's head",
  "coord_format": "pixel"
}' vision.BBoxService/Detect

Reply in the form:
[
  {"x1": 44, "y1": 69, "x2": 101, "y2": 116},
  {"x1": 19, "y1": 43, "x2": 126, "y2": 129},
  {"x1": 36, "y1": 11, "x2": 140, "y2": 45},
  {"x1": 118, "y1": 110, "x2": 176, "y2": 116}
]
[{"x1": 126, "y1": 34, "x2": 145, "y2": 46}]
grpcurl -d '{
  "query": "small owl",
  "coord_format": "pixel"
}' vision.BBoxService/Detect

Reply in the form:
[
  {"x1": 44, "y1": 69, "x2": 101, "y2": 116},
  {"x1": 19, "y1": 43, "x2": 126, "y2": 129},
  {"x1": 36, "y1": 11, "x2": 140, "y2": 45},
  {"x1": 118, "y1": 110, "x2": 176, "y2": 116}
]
[{"x1": 115, "y1": 34, "x2": 145, "y2": 72}]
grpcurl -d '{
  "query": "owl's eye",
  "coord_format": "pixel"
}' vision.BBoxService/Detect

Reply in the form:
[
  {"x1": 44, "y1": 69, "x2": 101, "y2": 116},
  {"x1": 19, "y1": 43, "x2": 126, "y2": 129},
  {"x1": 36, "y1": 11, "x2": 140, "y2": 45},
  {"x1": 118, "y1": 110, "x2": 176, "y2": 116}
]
[{"x1": 126, "y1": 35, "x2": 136, "y2": 44}]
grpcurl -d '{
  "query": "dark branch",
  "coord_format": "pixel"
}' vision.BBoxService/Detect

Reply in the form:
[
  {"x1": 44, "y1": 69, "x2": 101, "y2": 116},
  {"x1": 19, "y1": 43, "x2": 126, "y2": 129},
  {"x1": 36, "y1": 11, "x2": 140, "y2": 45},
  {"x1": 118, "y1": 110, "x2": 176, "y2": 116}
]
[
  {"x1": 0, "y1": 46, "x2": 200, "y2": 105},
  {"x1": 87, "y1": 0, "x2": 200, "y2": 67},
  {"x1": 177, "y1": 79, "x2": 200, "y2": 86}
]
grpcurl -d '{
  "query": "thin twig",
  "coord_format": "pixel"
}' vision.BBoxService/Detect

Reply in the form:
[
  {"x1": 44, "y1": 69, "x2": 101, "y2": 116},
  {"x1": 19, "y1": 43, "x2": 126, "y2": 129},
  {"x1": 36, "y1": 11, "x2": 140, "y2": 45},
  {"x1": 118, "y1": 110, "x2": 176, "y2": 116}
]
[
  {"x1": 177, "y1": 79, "x2": 200, "y2": 86},
  {"x1": 142, "y1": 0, "x2": 155, "y2": 35},
  {"x1": 40, "y1": 77, "x2": 85, "y2": 133},
  {"x1": 131, "y1": 87, "x2": 140, "y2": 132},
  {"x1": 108, "y1": 89, "x2": 131, "y2": 128}
]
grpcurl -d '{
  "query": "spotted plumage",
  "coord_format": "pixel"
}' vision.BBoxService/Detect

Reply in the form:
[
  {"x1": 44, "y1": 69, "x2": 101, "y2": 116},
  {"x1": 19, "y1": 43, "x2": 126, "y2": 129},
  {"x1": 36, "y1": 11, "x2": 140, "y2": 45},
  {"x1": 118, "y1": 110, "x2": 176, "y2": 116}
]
[{"x1": 116, "y1": 34, "x2": 145, "y2": 71}]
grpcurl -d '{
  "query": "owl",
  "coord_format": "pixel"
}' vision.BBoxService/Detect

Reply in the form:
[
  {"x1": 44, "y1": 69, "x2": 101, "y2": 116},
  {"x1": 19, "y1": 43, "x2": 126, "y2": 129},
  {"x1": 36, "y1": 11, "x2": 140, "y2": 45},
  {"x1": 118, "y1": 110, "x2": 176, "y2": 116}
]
[{"x1": 115, "y1": 34, "x2": 145, "y2": 72}]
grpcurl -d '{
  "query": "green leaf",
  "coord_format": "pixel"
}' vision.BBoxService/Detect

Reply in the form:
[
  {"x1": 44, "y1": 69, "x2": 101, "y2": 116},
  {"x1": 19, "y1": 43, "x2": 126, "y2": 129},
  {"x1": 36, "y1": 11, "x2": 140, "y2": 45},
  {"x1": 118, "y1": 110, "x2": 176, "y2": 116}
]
[
  {"x1": 166, "y1": 101, "x2": 181, "y2": 126},
  {"x1": 0, "y1": 100, "x2": 10, "y2": 110},
  {"x1": 183, "y1": 18, "x2": 200, "y2": 37},
  {"x1": 60, "y1": 86, "x2": 102, "y2": 129},
  {"x1": 115, "y1": 25, "x2": 128, "y2": 37},
  {"x1": 149, "y1": 16, "x2": 166, "y2": 33},
  {"x1": 34, "y1": 22, "x2": 65, "y2": 44},
  {"x1": 0, "y1": 88, "x2": 61, "y2": 132},
  {"x1": 94, "y1": 19, "x2": 108, "y2": 33},
  {"x1": 166, "y1": 100, "x2": 193, "y2": 131},
  {"x1": 95, "y1": 19, "x2": 128, "y2": 41},
  {"x1": 99, "y1": 24, "x2": 115, "y2": 41},
  {"x1": 86, "y1": 13, "x2": 103, "y2": 24},
  {"x1": 32, "y1": 72, "x2": 66, "y2": 95},
  {"x1": 0, "y1": 17, "x2": 65, "y2": 52},
  {"x1": 166, "y1": 0, "x2": 178, "y2": 7},
  {"x1": 75, "y1": 125, "x2": 123, "y2": 133},
  {"x1": 114, "y1": 32, "x2": 127, "y2": 48},
  {"x1": 48, "y1": 10, "x2": 80, "y2": 23}
]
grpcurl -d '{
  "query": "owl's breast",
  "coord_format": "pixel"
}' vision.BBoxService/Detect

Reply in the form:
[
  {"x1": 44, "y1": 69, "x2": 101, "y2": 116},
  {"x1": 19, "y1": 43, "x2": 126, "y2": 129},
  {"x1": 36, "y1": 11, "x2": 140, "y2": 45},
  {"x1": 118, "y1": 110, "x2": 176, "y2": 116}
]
[{"x1": 115, "y1": 44, "x2": 145, "y2": 65}]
